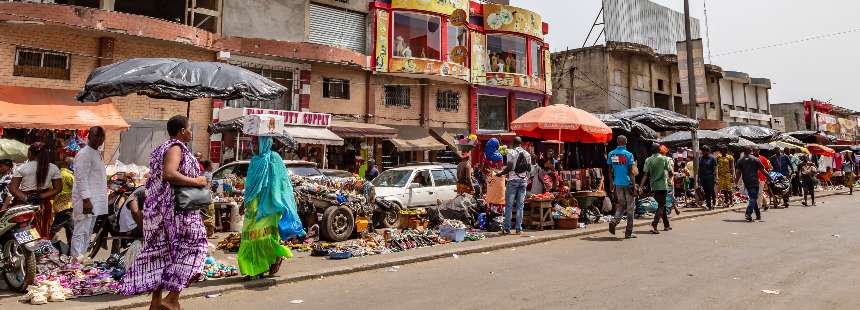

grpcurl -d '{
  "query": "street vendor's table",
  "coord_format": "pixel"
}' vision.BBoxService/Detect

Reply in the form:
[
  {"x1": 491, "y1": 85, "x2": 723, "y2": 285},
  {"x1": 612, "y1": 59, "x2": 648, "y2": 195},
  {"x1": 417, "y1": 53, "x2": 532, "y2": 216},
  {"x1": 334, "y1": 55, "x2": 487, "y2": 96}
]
[{"x1": 524, "y1": 199, "x2": 554, "y2": 230}]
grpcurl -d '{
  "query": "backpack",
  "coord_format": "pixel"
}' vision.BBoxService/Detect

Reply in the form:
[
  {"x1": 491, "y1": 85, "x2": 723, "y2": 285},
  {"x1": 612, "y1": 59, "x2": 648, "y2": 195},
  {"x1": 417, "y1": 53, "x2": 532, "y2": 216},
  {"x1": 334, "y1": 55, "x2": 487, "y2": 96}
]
[{"x1": 513, "y1": 149, "x2": 531, "y2": 174}]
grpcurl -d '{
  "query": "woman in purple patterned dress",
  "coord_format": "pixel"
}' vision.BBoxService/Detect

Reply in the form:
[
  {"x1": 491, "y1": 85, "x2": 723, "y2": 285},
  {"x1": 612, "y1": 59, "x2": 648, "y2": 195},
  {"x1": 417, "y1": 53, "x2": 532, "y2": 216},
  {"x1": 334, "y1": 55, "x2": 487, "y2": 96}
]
[{"x1": 120, "y1": 115, "x2": 209, "y2": 310}]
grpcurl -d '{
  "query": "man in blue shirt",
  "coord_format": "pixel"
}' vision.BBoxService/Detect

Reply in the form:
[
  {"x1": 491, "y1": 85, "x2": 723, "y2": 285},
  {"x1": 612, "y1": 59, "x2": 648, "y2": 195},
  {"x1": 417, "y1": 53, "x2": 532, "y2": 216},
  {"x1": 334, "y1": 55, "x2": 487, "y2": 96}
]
[
  {"x1": 607, "y1": 135, "x2": 637, "y2": 239},
  {"x1": 769, "y1": 147, "x2": 793, "y2": 208}
]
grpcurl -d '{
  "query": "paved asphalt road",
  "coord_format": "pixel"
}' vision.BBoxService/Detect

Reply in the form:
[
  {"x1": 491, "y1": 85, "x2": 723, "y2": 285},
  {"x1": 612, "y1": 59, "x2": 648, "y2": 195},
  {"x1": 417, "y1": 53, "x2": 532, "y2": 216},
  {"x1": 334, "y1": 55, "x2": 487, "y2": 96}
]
[{"x1": 165, "y1": 193, "x2": 860, "y2": 310}]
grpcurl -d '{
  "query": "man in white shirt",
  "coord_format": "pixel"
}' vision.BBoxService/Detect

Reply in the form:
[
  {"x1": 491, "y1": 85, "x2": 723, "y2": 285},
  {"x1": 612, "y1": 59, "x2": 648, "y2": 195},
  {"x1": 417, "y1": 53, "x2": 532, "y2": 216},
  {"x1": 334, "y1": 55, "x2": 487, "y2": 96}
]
[
  {"x1": 71, "y1": 126, "x2": 108, "y2": 259},
  {"x1": 495, "y1": 137, "x2": 532, "y2": 235}
]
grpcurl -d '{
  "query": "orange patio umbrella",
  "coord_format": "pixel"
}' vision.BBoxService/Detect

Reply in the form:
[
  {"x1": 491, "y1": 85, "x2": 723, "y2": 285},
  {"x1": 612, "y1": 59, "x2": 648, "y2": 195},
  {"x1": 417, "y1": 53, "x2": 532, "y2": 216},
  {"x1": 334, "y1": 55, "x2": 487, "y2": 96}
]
[
  {"x1": 510, "y1": 104, "x2": 612, "y2": 143},
  {"x1": 806, "y1": 144, "x2": 835, "y2": 156}
]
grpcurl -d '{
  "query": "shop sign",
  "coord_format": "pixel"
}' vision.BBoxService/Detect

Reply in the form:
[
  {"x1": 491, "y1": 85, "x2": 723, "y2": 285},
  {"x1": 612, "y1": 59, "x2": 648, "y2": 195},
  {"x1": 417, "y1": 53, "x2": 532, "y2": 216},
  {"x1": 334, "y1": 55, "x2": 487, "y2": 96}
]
[
  {"x1": 391, "y1": 0, "x2": 469, "y2": 16},
  {"x1": 449, "y1": 9, "x2": 467, "y2": 27},
  {"x1": 816, "y1": 113, "x2": 837, "y2": 133},
  {"x1": 375, "y1": 10, "x2": 390, "y2": 72},
  {"x1": 484, "y1": 72, "x2": 546, "y2": 92},
  {"x1": 220, "y1": 107, "x2": 332, "y2": 127},
  {"x1": 450, "y1": 46, "x2": 468, "y2": 64},
  {"x1": 389, "y1": 58, "x2": 470, "y2": 81},
  {"x1": 729, "y1": 110, "x2": 772, "y2": 122},
  {"x1": 543, "y1": 49, "x2": 552, "y2": 95},
  {"x1": 470, "y1": 32, "x2": 487, "y2": 84},
  {"x1": 483, "y1": 4, "x2": 543, "y2": 39}
]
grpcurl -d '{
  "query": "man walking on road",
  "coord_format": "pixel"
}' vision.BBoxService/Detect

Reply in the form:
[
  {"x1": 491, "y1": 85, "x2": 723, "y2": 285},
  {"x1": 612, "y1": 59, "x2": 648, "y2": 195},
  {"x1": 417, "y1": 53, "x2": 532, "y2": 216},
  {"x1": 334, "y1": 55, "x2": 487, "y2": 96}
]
[
  {"x1": 641, "y1": 143, "x2": 673, "y2": 234},
  {"x1": 71, "y1": 126, "x2": 108, "y2": 259},
  {"x1": 496, "y1": 137, "x2": 531, "y2": 235},
  {"x1": 698, "y1": 146, "x2": 717, "y2": 210},
  {"x1": 770, "y1": 147, "x2": 793, "y2": 208},
  {"x1": 735, "y1": 146, "x2": 771, "y2": 222},
  {"x1": 607, "y1": 135, "x2": 637, "y2": 239}
]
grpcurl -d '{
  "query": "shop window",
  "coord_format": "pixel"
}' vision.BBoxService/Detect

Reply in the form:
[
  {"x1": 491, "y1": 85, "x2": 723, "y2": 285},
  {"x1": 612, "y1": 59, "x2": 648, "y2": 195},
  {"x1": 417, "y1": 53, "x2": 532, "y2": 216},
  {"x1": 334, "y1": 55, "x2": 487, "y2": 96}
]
[
  {"x1": 447, "y1": 22, "x2": 468, "y2": 65},
  {"x1": 436, "y1": 90, "x2": 460, "y2": 112},
  {"x1": 530, "y1": 41, "x2": 542, "y2": 77},
  {"x1": 385, "y1": 86, "x2": 411, "y2": 108},
  {"x1": 393, "y1": 12, "x2": 442, "y2": 60},
  {"x1": 477, "y1": 95, "x2": 508, "y2": 131},
  {"x1": 515, "y1": 99, "x2": 539, "y2": 118},
  {"x1": 13, "y1": 48, "x2": 70, "y2": 80},
  {"x1": 323, "y1": 78, "x2": 350, "y2": 99},
  {"x1": 487, "y1": 34, "x2": 526, "y2": 74}
]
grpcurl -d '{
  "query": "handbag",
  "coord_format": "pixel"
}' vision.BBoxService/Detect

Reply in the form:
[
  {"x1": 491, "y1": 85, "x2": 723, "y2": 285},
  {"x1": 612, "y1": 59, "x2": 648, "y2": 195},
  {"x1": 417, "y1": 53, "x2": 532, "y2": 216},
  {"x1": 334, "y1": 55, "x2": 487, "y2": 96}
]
[{"x1": 173, "y1": 186, "x2": 212, "y2": 212}]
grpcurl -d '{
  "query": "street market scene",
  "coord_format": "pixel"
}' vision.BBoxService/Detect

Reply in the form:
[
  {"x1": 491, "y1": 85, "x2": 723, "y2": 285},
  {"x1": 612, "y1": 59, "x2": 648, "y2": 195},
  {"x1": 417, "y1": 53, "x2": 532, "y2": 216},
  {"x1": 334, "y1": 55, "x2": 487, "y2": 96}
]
[{"x1": 0, "y1": 0, "x2": 859, "y2": 309}]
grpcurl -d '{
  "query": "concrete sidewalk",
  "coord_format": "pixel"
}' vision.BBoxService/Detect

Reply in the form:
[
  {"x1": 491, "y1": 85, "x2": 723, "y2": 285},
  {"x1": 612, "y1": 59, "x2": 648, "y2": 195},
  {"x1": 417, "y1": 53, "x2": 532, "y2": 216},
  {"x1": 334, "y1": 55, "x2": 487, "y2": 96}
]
[{"x1": 0, "y1": 190, "x2": 848, "y2": 310}]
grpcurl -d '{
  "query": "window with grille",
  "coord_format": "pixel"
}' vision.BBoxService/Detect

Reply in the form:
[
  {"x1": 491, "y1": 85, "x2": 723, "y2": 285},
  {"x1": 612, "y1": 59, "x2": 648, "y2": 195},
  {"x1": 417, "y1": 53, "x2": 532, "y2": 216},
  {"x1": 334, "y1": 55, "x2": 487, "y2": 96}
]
[
  {"x1": 384, "y1": 86, "x2": 411, "y2": 108},
  {"x1": 227, "y1": 65, "x2": 294, "y2": 110},
  {"x1": 13, "y1": 48, "x2": 70, "y2": 80},
  {"x1": 436, "y1": 90, "x2": 460, "y2": 112},
  {"x1": 323, "y1": 78, "x2": 350, "y2": 99}
]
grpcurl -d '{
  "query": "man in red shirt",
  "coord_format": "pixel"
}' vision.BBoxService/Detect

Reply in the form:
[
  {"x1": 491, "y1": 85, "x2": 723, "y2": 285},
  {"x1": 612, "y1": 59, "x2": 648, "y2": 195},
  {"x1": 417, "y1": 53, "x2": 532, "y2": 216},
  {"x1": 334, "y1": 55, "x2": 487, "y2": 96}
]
[{"x1": 753, "y1": 148, "x2": 771, "y2": 210}]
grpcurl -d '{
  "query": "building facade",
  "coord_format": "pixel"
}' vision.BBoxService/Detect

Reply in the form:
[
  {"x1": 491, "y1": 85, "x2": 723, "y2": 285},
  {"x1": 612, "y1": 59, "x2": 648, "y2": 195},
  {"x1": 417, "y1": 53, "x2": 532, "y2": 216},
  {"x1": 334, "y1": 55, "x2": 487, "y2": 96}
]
[
  {"x1": 0, "y1": 0, "x2": 551, "y2": 170},
  {"x1": 771, "y1": 100, "x2": 859, "y2": 143}
]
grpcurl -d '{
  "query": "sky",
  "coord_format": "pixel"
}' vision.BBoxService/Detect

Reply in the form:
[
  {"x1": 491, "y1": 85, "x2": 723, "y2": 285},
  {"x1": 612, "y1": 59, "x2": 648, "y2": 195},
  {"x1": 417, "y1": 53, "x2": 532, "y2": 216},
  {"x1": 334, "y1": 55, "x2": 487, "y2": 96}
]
[{"x1": 513, "y1": 0, "x2": 860, "y2": 110}]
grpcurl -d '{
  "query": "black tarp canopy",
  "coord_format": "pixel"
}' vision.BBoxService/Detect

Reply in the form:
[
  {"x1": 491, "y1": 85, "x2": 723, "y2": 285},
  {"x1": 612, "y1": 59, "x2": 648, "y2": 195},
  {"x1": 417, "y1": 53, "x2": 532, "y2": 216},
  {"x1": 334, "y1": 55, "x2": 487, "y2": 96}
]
[
  {"x1": 717, "y1": 125, "x2": 779, "y2": 143},
  {"x1": 77, "y1": 58, "x2": 289, "y2": 117},
  {"x1": 612, "y1": 107, "x2": 698, "y2": 131},
  {"x1": 595, "y1": 114, "x2": 658, "y2": 141},
  {"x1": 659, "y1": 130, "x2": 738, "y2": 147},
  {"x1": 786, "y1": 131, "x2": 835, "y2": 144}
]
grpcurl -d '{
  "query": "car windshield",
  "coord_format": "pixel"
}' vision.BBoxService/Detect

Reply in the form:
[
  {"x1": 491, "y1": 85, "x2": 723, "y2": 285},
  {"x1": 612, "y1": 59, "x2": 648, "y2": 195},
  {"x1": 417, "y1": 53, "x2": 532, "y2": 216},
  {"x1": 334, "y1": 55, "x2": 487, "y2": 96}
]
[
  {"x1": 288, "y1": 166, "x2": 323, "y2": 177},
  {"x1": 372, "y1": 170, "x2": 412, "y2": 187}
]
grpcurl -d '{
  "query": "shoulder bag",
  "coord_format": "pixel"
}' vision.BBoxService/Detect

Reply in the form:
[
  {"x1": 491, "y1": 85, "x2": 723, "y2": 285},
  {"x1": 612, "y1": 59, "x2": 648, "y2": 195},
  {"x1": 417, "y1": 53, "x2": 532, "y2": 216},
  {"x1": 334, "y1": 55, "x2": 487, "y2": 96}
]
[{"x1": 173, "y1": 186, "x2": 212, "y2": 212}]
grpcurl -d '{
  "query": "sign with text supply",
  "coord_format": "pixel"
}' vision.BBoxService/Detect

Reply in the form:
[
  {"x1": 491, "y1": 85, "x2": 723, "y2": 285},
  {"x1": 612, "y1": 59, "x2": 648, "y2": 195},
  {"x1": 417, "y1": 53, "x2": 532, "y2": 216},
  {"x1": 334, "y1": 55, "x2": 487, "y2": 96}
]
[
  {"x1": 676, "y1": 39, "x2": 709, "y2": 105},
  {"x1": 483, "y1": 3, "x2": 543, "y2": 39},
  {"x1": 391, "y1": 0, "x2": 469, "y2": 16},
  {"x1": 241, "y1": 114, "x2": 285, "y2": 137},
  {"x1": 219, "y1": 108, "x2": 332, "y2": 127}
]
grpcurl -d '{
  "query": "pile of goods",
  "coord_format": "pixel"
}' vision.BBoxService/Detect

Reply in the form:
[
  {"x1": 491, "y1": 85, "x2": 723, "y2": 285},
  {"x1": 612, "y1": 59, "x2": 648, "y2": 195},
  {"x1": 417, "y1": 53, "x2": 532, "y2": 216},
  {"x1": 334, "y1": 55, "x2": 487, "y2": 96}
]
[
  {"x1": 305, "y1": 219, "x2": 486, "y2": 259},
  {"x1": 527, "y1": 192, "x2": 555, "y2": 201},
  {"x1": 216, "y1": 233, "x2": 242, "y2": 252},
  {"x1": 201, "y1": 257, "x2": 239, "y2": 279},
  {"x1": 23, "y1": 241, "x2": 125, "y2": 304},
  {"x1": 292, "y1": 175, "x2": 374, "y2": 216}
]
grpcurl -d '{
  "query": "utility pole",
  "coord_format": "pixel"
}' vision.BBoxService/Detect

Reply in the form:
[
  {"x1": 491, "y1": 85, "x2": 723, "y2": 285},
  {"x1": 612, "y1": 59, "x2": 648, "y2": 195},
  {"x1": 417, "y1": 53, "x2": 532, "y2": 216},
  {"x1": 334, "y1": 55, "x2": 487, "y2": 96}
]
[{"x1": 684, "y1": 0, "x2": 701, "y2": 187}]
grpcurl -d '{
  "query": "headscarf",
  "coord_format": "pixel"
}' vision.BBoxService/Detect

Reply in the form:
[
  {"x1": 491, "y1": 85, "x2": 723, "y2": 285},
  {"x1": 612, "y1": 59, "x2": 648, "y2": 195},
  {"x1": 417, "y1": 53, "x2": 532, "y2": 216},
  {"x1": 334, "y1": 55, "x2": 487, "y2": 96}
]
[
  {"x1": 243, "y1": 137, "x2": 305, "y2": 239},
  {"x1": 484, "y1": 138, "x2": 503, "y2": 162}
]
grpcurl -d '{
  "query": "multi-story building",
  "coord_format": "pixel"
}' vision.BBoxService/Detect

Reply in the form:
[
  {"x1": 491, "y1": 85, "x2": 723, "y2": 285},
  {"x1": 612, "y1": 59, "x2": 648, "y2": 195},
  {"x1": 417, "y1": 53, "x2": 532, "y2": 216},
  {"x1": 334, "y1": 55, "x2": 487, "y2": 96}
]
[
  {"x1": 551, "y1": 0, "x2": 773, "y2": 130},
  {"x1": 0, "y1": 0, "x2": 552, "y2": 170},
  {"x1": 771, "y1": 100, "x2": 859, "y2": 143}
]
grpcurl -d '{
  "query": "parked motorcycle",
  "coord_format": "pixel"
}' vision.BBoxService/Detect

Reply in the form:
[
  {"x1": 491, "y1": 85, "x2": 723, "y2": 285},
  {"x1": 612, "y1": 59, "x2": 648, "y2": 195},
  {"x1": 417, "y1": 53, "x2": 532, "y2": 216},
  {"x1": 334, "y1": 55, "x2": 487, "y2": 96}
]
[
  {"x1": 89, "y1": 173, "x2": 138, "y2": 258},
  {"x1": 0, "y1": 204, "x2": 40, "y2": 292}
]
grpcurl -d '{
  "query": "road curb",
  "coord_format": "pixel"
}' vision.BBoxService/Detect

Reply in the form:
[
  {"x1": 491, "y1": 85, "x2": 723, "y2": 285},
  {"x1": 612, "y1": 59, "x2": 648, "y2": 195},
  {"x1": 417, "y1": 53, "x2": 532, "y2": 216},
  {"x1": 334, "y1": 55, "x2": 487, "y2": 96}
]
[{"x1": 83, "y1": 190, "x2": 846, "y2": 309}]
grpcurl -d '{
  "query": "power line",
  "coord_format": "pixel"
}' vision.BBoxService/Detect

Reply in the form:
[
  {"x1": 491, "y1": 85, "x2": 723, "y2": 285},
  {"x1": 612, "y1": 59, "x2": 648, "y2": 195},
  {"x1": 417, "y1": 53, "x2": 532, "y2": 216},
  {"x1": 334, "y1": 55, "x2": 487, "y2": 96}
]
[{"x1": 712, "y1": 26, "x2": 860, "y2": 58}]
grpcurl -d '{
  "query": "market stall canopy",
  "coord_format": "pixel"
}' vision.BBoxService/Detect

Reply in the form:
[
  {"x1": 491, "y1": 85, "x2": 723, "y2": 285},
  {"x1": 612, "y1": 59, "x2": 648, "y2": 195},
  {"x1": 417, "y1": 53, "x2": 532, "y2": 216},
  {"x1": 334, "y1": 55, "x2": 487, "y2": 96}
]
[
  {"x1": 612, "y1": 107, "x2": 698, "y2": 131},
  {"x1": 769, "y1": 141, "x2": 804, "y2": 152},
  {"x1": 282, "y1": 126, "x2": 343, "y2": 146},
  {"x1": 0, "y1": 86, "x2": 129, "y2": 130},
  {"x1": 0, "y1": 139, "x2": 28, "y2": 161},
  {"x1": 729, "y1": 137, "x2": 757, "y2": 149},
  {"x1": 77, "y1": 58, "x2": 289, "y2": 102},
  {"x1": 786, "y1": 131, "x2": 834, "y2": 145},
  {"x1": 330, "y1": 121, "x2": 397, "y2": 138},
  {"x1": 716, "y1": 125, "x2": 779, "y2": 143},
  {"x1": 806, "y1": 144, "x2": 836, "y2": 156},
  {"x1": 659, "y1": 130, "x2": 738, "y2": 147},
  {"x1": 430, "y1": 127, "x2": 470, "y2": 153},
  {"x1": 596, "y1": 114, "x2": 658, "y2": 141},
  {"x1": 511, "y1": 104, "x2": 612, "y2": 143},
  {"x1": 775, "y1": 133, "x2": 804, "y2": 146},
  {"x1": 386, "y1": 125, "x2": 446, "y2": 152}
]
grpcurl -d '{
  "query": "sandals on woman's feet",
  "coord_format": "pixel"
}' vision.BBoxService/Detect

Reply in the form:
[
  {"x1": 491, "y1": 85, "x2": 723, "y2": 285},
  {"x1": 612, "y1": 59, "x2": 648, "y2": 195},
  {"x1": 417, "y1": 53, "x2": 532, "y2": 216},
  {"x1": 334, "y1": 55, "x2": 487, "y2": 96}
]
[{"x1": 268, "y1": 257, "x2": 284, "y2": 276}]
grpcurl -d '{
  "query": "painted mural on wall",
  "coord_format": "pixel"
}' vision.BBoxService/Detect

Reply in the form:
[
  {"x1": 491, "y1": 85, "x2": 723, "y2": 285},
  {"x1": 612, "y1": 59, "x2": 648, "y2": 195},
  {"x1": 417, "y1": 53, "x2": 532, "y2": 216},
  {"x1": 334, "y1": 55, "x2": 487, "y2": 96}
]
[
  {"x1": 485, "y1": 72, "x2": 546, "y2": 92},
  {"x1": 390, "y1": 58, "x2": 470, "y2": 81},
  {"x1": 483, "y1": 4, "x2": 543, "y2": 39},
  {"x1": 543, "y1": 49, "x2": 552, "y2": 95},
  {"x1": 375, "y1": 10, "x2": 390, "y2": 72},
  {"x1": 470, "y1": 31, "x2": 487, "y2": 84},
  {"x1": 391, "y1": 0, "x2": 469, "y2": 16}
]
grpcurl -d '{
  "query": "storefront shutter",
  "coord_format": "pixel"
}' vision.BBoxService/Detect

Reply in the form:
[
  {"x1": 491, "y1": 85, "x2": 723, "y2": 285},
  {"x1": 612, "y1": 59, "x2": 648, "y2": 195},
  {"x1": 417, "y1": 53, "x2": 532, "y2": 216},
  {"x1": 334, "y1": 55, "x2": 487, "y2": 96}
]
[{"x1": 308, "y1": 3, "x2": 366, "y2": 53}]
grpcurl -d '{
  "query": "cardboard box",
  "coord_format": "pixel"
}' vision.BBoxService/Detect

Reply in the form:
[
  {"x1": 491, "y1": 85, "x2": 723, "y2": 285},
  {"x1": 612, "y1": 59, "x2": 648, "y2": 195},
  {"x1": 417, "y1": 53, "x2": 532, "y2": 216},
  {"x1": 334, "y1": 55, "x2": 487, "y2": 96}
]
[{"x1": 241, "y1": 114, "x2": 284, "y2": 136}]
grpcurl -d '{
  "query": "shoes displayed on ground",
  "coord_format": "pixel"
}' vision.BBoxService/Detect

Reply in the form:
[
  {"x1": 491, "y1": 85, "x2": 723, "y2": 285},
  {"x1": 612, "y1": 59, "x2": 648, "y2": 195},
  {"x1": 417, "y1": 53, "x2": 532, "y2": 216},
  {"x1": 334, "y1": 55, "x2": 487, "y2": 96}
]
[
  {"x1": 22, "y1": 280, "x2": 74, "y2": 305},
  {"x1": 609, "y1": 222, "x2": 617, "y2": 235}
]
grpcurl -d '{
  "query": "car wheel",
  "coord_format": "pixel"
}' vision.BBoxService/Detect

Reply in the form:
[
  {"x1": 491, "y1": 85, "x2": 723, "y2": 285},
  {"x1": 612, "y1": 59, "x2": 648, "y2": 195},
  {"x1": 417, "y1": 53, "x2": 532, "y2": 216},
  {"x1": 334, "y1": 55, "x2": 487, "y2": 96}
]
[
  {"x1": 375, "y1": 206, "x2": 401, "y2": 228},
  {"x1": 321, "y1": 206, "x2": 354, "y2": 242}
]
